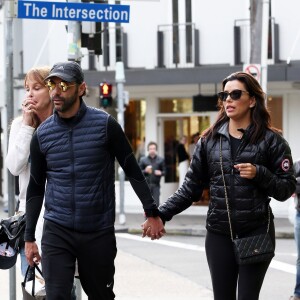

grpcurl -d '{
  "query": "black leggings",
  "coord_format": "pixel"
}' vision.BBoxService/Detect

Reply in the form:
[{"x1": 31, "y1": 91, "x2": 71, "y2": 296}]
[
  {"x1": 42, "y1": 220, "x2": 117, "y2": 300},
  {"x1": 205, "y1": 222, "x2": 275, "y2": 300}
]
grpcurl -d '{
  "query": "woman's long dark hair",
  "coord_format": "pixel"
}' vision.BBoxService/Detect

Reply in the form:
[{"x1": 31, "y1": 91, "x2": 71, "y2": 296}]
[{"x1": 202, "y1": 71, "x2": 272, "y2": 144}]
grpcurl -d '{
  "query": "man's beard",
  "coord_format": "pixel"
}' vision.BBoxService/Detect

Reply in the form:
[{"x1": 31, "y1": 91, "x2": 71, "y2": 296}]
[{"x1": 52, "y1": 89, "x2": 78, "y2": 113}]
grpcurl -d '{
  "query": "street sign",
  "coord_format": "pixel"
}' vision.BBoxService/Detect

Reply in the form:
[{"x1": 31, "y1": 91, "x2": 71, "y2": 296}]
[
  {"x1": 243, "y1": 64, "x2": 261, "y2": 82},
  {"x1": 17, "y1": 0, "x2": 130, "y2": 23}
]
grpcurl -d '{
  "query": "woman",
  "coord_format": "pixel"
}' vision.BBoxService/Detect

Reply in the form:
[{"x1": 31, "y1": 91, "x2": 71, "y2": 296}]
[
  {"x1": 5, "y1": 66, "x2": 53, "y2": 277},
  {"x1": 150, "y1": 72, "x2": 296, "y2": 299}
]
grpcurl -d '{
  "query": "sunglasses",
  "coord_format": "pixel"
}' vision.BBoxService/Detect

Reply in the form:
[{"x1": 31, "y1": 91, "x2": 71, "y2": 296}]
[
  {"x1": 46, "y1": 80, "x2": 77, "y2": 92},
  {"x1": 217, "y1": 89, "x2": 250, "y2": 101}
]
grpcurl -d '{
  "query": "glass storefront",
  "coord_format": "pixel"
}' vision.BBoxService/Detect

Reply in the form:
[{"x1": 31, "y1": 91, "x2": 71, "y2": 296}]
[
  {"x1": 124, "y1": 99, "x2": 146, "y2": 160},
  {"x1": 123, "y1": 97, "x2": 217, "y2": 184},
  {"x1": 159, "y1": 98, "x2": 214, "y2": 183}
]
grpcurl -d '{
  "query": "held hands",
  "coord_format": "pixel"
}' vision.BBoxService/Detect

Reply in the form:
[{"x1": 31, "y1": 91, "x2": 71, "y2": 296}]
[
  {"x1": 25, "y1": 241, "x2": 41, "y2": 267},
  {"x1": 234, "y1": 163, "x2": 256, "y2": 179},
  {"x1": 141, "y1": 217, "x2": 166, "y2": 240}
]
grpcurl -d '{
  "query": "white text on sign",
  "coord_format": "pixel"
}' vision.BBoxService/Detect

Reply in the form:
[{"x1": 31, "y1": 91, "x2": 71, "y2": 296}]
[{"x1": 18, "y1": 1, "x2": 130, "y2": 23}]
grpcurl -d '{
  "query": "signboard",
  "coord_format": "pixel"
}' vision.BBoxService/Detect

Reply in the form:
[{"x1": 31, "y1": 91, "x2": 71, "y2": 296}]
[
  {"x1": 17, "y1": 0, "x2": 130, "y2": 23},
  {"x1": 243, "y1": 64, "x2": 261, "y2": 82}
]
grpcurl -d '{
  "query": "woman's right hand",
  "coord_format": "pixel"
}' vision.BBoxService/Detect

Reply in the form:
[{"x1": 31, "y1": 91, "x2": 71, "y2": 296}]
[{"x1": 22, "y1": 98, "x2": 39, "y2": 128}]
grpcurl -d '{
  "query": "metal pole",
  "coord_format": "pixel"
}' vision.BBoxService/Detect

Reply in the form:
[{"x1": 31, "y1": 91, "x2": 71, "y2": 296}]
[
  {"x1": 261, "y1": 0, "x2": 269, "y2": 98},
  {"x1": 68, "y1": 0, "x2": 82, "y2": 62},
  {"x1": 5, "y1": 0, "x2": 16, "y2": 299},
  {"x1": 68, "y1": 1, "x2": 82, "y2": 298},
  {"x1": 115, "y1": 62, "x2": 126, "y2": 225}
]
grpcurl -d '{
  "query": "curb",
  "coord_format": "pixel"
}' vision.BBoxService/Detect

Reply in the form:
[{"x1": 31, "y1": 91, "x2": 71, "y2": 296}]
[{"x1": 123, "y1": 227, "x2": 295, "y2": 239}]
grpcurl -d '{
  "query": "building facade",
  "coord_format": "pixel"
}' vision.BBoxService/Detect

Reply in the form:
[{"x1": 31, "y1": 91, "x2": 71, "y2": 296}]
[{"x1": 0, "y1": 0, "x2": 300, "y2": 215}]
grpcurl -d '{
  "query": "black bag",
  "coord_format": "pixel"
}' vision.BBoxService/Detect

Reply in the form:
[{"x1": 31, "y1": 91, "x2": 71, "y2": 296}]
[
  {"x1": 21, "y1": 264, "x2": 46, "y2": 300},
  {"x1": 233, "y1": 233, "x2": 275, "y2": 265},
  {"x1": 0, "y1": 212, "x2": 26, "y2": 269}
]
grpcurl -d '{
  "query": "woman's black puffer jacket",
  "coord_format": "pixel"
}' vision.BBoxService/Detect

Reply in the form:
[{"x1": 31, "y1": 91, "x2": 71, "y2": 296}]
[{"x1": 159, "y1": 122, "x2": 296, "y2": 236}]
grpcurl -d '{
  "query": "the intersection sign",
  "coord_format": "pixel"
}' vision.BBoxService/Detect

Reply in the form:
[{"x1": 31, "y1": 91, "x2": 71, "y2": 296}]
[{"x1": 17, "y1": 0, "x2": 130, "y2": 23}]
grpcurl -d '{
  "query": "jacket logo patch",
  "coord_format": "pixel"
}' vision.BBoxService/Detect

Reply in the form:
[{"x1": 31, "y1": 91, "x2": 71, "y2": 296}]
[{"x1": 281, "y1": 159, "x2": 290, "y2": 172}]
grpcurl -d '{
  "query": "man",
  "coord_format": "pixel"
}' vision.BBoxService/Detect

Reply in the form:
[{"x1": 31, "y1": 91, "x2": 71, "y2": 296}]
[
  {"x1": 139, "y1": 142, "x2": 166, "y2": 206},
  {"x1": 24, "y1": 61, "x2": 165, "y2": 300}
]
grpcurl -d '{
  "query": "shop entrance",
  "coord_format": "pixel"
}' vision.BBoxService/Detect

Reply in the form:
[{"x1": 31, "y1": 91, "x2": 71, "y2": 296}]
[{"x1": 157, "y1": 113, "x2": 217, "y2": 205}]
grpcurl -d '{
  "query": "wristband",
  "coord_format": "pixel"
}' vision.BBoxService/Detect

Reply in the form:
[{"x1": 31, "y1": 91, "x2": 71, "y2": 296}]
[{"x1": 144, "y1": 208, "x2": 159, "y2": 218}]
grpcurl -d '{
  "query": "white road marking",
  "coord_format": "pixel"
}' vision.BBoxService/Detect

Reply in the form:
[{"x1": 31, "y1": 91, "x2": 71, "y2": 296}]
[{"x1": 116, "y1": 233, "x2": 296, "y2": 275}]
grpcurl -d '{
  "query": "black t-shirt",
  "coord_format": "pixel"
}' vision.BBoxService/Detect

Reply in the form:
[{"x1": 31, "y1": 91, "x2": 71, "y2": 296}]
[{"x1": 230, "y1": 135, "x2": 242, "y2": 160}]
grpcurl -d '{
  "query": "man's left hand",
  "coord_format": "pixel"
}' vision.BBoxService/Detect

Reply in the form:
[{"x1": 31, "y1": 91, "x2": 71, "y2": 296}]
[{"x1": 141, "y1": 217, "x2": 166, "y2": 240}]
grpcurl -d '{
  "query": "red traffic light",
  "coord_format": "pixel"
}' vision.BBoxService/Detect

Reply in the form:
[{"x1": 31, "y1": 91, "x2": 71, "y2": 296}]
[{"x1": 100, "y1": 82, "x2": 112, "y2": 96}]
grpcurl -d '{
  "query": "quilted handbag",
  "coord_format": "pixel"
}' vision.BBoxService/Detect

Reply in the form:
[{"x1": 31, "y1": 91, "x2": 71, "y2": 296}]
[{"x1": 233, "y1": 233, "x2": 275, "y2": 265}]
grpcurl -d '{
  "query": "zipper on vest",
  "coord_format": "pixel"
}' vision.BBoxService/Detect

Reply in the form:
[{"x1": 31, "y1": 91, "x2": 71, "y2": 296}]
[{"x1": 69, "y1": 128, "x2": 76, "y2": 229}]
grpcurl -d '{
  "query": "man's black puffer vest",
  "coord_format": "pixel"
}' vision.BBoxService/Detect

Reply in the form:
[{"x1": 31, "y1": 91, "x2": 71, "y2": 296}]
[{"x1": 37, "y1": 101, "x2": 115, "y2": 232}]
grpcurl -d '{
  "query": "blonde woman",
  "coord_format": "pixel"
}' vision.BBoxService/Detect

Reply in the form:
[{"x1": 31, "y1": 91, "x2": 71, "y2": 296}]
[{"x1": 6, "y1": 66, "x2": 53, "y2": 277}]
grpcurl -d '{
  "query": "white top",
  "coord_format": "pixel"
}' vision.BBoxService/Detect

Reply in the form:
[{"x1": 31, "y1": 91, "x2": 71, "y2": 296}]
[
  {"x1": 5, "y1": 117, "x2": 35, "y2": 212},
  {"x1": 5, "y1": 117, "x2": 44, "y2": 248}
]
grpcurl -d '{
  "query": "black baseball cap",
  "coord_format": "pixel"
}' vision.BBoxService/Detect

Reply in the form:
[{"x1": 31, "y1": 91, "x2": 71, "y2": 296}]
[{"x1": 45, "y1": 61, "x2": 84, "y2": 83}]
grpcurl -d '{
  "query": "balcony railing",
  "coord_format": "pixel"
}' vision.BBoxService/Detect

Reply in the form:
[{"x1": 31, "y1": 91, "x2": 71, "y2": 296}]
[
  {"x1": 157, "y1": 22, "x2": 199, "y2": 69},
  {"x1": 234, "y1": 18, "x2": 280, "y2": 65}
]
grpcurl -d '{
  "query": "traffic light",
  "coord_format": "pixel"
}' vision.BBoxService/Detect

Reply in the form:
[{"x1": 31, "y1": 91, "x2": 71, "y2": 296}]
[
  {"x1": 81, "y1": 22, "x2": 102, "y2": 56},
  {"x1": 99, "y1": 82, "x2": 113, "y2": 108}
]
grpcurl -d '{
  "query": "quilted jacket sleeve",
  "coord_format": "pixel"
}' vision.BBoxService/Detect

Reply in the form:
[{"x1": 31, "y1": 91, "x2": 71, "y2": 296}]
[{"x1": 253, "y1": 131, "x2": 296, "y2": 201}]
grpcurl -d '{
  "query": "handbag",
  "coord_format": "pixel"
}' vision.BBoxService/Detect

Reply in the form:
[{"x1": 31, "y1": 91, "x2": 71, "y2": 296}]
[
  {"x1": 21, "y1": 264, "x2": 46, "y2": 300},
  {"x1": 0, "y1": 211, "x2": 26, "y2": 269},
  {"x1": 219, "y1": 136, "x2": 275, "y2": 265},
  {"x1": 232, "y1": 232, "x2": 274, "y2": 265}
]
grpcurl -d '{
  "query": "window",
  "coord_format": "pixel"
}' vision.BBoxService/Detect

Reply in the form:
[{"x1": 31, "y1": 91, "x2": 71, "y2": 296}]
[{"x1": 124, "y1": 100, "x2": 146, "y2": 161}]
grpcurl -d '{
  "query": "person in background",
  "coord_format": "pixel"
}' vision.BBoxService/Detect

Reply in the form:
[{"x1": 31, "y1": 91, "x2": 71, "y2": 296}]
[
  {"x1": 188, "y1": 132, "x2": 200, "y2": 158},
  {"x1": 24, "y1": 61, "x2": 165, "y2": 300},
  {"x1": 139, "y1": 141, "x2": 166, "y2": 206},
  {"x1": 290, "y1": 159, "x2": 300, "y2": 300},
  {"x1": 5, "y1": 66, "x2": 53, "y2": 278},
  {"x1": 144, "y1": 71, "x2": 296, "y2": 300},
  {"x1": 177, "y1": 135, "x2": 189, "y2": 185}
]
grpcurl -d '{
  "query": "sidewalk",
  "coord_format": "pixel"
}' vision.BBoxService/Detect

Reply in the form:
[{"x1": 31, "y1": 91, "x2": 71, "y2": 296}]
[
  {"x1": 0, "y1": 250, "x2": 214, "y2": 300},
  {"x1": 115, "y1": 212, "x2": 295, "y2": 239},
  {"x1": 0, "y1": 203, "x2": 214, "y2": 299}
]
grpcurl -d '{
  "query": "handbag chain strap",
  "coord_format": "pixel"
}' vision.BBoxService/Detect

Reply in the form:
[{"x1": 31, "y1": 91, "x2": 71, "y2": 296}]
[{"x1": 219, "y1": 136, "x2": 270, "y2": 242}]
